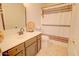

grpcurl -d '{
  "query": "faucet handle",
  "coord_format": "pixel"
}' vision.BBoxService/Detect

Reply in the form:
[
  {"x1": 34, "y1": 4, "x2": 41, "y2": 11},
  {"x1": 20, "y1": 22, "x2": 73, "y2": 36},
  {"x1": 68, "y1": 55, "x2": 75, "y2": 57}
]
[{"x1": 20, "y1": 28, "x2": 24, "y2": 32}]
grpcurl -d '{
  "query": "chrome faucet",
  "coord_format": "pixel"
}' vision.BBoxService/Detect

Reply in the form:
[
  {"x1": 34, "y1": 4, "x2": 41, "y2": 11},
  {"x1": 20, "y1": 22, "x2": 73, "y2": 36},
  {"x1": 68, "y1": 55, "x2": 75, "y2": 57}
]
[{"x1": 18, "y1": 27, "x2": 24, "y2": 35}]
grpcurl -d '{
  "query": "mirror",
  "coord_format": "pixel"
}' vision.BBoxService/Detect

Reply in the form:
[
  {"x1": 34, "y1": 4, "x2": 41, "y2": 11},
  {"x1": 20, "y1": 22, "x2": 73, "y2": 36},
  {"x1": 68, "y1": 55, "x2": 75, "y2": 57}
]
[{"x1": 2, "y1": 3, "x2": 26, "y2": 30}]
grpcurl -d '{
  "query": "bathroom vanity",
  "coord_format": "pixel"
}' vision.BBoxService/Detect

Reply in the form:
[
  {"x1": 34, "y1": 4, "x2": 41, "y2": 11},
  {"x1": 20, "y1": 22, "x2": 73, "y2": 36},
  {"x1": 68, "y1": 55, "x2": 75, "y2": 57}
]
[{"x1": 0, "y1": 29, "x2": 41, "y2": 56}]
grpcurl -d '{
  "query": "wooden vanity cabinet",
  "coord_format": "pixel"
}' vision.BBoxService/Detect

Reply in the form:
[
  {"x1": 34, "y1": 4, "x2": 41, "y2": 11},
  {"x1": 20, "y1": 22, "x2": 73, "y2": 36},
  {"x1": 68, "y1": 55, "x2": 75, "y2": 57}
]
[
  {"x1": 25, "y1": 42, "x2": 37, "y2": 56},
  {"x1": 25, "y1": 37, "x2": 38, "y2": 56},
  {"x1": 37, "y1": 34, "x2": 41, "y2": 52},
  {"x1": 15, "y1": 50, "x2": 25, "y2": 56},
  {"x1": 2, "y1": 34, "x2": 41, "y2": 56},
  {"x1": 24, "y1": 34, "x2": 41, "y2": 56},
  {"x1": 3, "y1": 43, "x2": 25, "y2": 56}
]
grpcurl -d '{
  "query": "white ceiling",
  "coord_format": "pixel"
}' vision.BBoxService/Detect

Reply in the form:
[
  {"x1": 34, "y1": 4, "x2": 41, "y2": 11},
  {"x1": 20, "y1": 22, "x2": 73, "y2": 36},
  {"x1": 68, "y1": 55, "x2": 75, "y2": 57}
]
[{"x1": 23, "y1": 3, "x2": 63, "y2": 8}]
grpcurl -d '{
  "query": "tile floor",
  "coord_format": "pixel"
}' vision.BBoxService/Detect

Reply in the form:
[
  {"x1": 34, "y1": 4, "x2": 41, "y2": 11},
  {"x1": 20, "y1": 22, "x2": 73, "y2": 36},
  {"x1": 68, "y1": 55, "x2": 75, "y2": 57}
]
[{"x1": 36, "y1": 35, "x2": 68, "y2": 56}]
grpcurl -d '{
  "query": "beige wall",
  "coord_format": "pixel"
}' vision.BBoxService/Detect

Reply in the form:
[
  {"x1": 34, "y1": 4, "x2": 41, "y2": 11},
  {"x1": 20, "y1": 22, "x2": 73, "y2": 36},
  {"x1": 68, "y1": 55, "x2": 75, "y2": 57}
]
[
  {"x1": 24, "y1": 3, "x2": 71, "y2": 38},
  {"x1": 68, "y1": 4, "x2": 79, "y2": 56},
  {"x1": 24, "y1": 3, "x2": 42, "y2": 30},
  {"x1": 2, "y1": 3, "x2": 25, "y2": 29}
]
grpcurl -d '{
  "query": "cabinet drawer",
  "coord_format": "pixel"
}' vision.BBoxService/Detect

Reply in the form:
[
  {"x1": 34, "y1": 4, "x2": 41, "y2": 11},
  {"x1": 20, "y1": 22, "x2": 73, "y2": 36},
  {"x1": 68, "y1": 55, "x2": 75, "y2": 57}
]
[
  {"x1": 37, "y1": 34, "x2": 41, "y2": 39},
  {"x1": 8, "y1": 43, "x2": 24, "y2": 56},
  {"x1": 38, "y1": 39, "x2": 41, "y2": 52},
  {"x1": 15, "y1": 50, "x2": 25, "y2": 56},
  {"x1": 25, "y1": 37, "x2": 37, "y2": 47}
]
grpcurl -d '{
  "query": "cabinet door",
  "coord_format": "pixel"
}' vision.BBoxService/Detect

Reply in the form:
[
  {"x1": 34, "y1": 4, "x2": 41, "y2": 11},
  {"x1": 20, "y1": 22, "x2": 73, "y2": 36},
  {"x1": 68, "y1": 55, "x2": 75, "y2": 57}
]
[
  {"x1": 37, "y1": 34, "x2": 41, "y2": 52},
  {"x1": 38, "y1": 39, "x2": 41, "y2": 52},
  {"x1": 25, "y1": 42, "x2": 37, "y2": 56},
  {"x1": 15, "y1": 50, "x2": 25, "y2": 56}
]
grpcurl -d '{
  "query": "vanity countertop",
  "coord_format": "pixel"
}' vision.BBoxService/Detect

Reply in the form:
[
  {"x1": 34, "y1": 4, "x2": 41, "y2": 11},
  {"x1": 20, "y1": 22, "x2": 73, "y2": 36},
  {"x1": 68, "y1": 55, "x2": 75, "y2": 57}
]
[{"x1": 0, "y1": 29, "x2": 41, "y2": 55}]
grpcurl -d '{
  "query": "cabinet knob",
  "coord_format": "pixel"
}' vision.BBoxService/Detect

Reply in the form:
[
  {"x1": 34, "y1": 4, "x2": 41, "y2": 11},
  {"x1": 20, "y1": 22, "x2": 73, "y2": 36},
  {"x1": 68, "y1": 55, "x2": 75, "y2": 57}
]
[
  {"x1": 21, "y1": 51, "x2": 23, "y2": 54},
  {"x1": 72, "y1": 40, "x2": 75, "y2": 44},
  {"x1": 16, "y1": 49, "x2": 17, "y2": 51}
]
